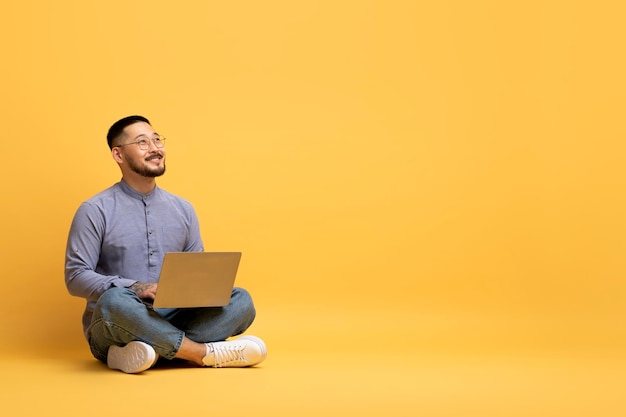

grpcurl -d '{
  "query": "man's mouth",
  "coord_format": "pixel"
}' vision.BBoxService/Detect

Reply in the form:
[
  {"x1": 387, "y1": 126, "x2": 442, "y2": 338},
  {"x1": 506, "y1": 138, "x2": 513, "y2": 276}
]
[{"x1": 146, "y1": 154, "x2": 163, "y2": 161}]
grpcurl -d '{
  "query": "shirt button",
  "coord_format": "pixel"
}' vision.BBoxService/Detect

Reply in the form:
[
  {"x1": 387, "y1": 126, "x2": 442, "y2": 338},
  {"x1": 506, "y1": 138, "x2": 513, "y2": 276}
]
[{"x1": 149, "y1": 251, "x2": 154, "y2": 256}]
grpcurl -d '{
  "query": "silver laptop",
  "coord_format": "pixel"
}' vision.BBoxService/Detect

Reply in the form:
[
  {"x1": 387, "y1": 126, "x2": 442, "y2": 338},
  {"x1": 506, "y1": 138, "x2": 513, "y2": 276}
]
[{"x1": 152, "y1": 252, "x2": 241, "y2": 308}]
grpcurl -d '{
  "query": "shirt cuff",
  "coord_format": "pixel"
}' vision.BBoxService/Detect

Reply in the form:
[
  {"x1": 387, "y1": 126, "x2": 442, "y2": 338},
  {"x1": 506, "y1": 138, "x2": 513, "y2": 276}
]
[{"x1": 112, "y1": 277, "x2": 137, "y2": 289}]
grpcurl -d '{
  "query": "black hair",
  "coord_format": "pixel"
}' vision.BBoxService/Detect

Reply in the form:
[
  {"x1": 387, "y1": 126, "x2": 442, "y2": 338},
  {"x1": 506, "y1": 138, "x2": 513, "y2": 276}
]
[{"x1": 106, "y1": 115, "x2": 151, "y2": 149}]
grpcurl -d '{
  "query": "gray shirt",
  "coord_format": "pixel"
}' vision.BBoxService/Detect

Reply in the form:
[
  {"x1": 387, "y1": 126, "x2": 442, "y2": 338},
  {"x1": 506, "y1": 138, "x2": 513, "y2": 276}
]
[{"x1": 65, "y1": 179, "x2": 204, "y2": 337}]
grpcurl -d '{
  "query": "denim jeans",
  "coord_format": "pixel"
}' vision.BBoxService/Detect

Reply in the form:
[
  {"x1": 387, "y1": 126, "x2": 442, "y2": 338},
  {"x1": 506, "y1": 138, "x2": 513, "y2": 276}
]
[{"x1": 87, "y1": 287, "x2": 256, "y2": 363}]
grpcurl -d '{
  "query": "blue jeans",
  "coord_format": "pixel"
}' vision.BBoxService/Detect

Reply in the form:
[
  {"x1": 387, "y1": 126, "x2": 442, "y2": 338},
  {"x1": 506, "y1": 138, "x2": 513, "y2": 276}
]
[{"x1": 87, "y1": 287, "x2": 256, "y2": 363}]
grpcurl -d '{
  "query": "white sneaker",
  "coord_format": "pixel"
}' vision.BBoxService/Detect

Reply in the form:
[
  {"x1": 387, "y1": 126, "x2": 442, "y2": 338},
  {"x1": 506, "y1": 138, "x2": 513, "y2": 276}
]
[
  {"x1": 107, "y1": 341, "x2": 157, "y2": 374},
  {"x1": 203, "y1": 335, "x2": 267, "y2": 368}
]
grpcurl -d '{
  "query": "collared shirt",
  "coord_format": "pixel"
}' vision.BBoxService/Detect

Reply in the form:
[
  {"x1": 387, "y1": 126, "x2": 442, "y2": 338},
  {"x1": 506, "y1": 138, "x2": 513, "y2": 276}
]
[{"x1": 65, "y1": 179, "x2": 204, "y2": 337}]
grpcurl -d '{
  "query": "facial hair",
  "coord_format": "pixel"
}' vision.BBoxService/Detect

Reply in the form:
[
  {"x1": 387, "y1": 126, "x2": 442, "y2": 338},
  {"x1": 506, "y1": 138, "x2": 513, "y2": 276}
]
[{"x1": 127, "y1": 153, "x2": 166, "y2": 178}]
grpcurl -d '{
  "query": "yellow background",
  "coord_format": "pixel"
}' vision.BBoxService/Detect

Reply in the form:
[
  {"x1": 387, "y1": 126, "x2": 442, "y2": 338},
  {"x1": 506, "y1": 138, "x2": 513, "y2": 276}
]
[{"x1": 1, "y1": 1, "x2": 625, "y2": 416}]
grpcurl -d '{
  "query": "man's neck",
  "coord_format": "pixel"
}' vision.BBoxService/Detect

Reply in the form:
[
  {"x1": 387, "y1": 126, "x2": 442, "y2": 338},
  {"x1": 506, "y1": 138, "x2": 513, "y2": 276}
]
[{"x1": 122, "y1": 175, "x2": 157, "y2": 195}]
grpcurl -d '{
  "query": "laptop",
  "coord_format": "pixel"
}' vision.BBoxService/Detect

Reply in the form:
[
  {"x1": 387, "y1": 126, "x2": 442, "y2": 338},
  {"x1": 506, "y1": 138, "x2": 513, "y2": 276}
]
[{"x1": 152, "y1": 252, "x2": 241, "y2": 308}]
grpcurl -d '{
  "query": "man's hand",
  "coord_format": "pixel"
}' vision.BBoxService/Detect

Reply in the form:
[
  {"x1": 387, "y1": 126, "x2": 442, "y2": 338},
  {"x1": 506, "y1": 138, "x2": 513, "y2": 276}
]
[{"x1": 130, "y1": 282, "x2": 158, "y2": 301}]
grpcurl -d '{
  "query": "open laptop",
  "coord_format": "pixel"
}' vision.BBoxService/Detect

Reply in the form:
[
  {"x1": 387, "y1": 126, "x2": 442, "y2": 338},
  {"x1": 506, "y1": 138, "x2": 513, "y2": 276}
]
[{"x1": 152, "y1": 252, "x2": 241, "y2": 308}]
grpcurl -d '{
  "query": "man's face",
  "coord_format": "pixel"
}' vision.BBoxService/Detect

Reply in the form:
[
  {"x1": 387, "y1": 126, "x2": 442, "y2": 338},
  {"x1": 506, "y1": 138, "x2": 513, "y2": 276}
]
[{"x1": 117, "y1": 121, "x2": 166, "y2": 178}]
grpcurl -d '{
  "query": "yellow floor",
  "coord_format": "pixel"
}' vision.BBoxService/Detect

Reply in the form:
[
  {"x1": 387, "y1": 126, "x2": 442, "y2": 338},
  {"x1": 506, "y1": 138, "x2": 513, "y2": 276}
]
[
  {"x1": 1, "y1": 306, "x2": 624, "y2": 417},
  {"x1": 1, "y1": 350, "x2": 623, "y2": 417}
]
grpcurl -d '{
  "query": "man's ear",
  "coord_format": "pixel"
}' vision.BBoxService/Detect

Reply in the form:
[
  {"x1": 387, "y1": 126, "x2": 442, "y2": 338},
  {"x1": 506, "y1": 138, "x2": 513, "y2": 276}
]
[{"x1": 111, "y1": 147, "x2": 124, "y2": 164}]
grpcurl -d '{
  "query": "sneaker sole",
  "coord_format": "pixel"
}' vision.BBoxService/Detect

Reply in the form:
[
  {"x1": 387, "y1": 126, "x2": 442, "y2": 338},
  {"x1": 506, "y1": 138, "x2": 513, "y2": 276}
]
[{"x1": 107, "y1": 341, "x2": 156, "y2": 374}]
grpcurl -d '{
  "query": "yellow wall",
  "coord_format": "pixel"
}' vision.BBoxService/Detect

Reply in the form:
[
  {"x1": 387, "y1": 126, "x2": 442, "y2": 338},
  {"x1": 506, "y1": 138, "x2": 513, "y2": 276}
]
[{"x1": 1, "y1": 1, "x2": 625, "y2": 355}]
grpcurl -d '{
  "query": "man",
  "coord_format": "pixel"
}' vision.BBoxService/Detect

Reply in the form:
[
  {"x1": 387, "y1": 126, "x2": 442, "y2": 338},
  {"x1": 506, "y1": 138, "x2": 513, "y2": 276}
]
[{"x1": 65, "y1": 115, "x2": 266, "y2": 373}]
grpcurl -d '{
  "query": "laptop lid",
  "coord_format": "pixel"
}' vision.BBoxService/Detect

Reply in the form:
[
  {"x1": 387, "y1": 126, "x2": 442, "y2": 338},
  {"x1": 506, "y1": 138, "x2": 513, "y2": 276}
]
[{"x1": 152, "y1": 252, "x2": 241, "y2": 308}]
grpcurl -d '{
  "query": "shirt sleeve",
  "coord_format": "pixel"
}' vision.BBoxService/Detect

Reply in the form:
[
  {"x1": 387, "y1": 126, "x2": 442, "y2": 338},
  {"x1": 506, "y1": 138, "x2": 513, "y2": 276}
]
[{"x1": 64, "y1": 202, "x2": 135, "y2": 302}]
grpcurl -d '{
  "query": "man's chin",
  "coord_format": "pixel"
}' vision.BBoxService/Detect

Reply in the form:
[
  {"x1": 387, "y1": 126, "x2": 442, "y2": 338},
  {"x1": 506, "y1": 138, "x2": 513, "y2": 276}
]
[
  {"x1": 134, "y1": 166, "x2": 166, "y2": 178},
  {"x1": 145, "y1": 168, "x2": 166, "y2": 178}
]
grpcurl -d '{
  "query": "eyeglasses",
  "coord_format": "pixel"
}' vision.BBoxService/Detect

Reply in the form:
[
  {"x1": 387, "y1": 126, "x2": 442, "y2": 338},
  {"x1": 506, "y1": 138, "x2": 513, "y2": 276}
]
[{"x1": 116, "y1": 135, "x2": 166, "y2": 150}]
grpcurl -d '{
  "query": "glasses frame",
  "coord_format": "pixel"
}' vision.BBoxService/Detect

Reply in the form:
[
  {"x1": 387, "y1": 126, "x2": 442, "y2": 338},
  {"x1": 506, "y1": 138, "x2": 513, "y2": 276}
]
[{"x1": 115, "y1": 136, "x2": 166, "y2": 151}]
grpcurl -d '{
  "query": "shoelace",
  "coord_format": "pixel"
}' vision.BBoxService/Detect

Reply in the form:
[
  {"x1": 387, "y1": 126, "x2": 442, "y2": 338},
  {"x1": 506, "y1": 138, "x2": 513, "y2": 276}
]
[{"x1": 211, "y1": 343, "x2": 247, "y2": 368}]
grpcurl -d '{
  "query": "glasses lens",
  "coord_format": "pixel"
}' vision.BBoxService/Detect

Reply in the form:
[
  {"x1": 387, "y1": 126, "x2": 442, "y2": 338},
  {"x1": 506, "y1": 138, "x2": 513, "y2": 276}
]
[{"x1": 153, "y1": 137, "x2": 165, "y2": 148}]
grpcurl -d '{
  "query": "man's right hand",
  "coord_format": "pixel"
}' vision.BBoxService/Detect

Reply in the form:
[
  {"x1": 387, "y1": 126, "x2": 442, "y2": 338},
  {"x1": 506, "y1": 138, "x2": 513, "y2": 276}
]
[{"x1": 130, "y1": 282, "x2": 158, "y2": 301}]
